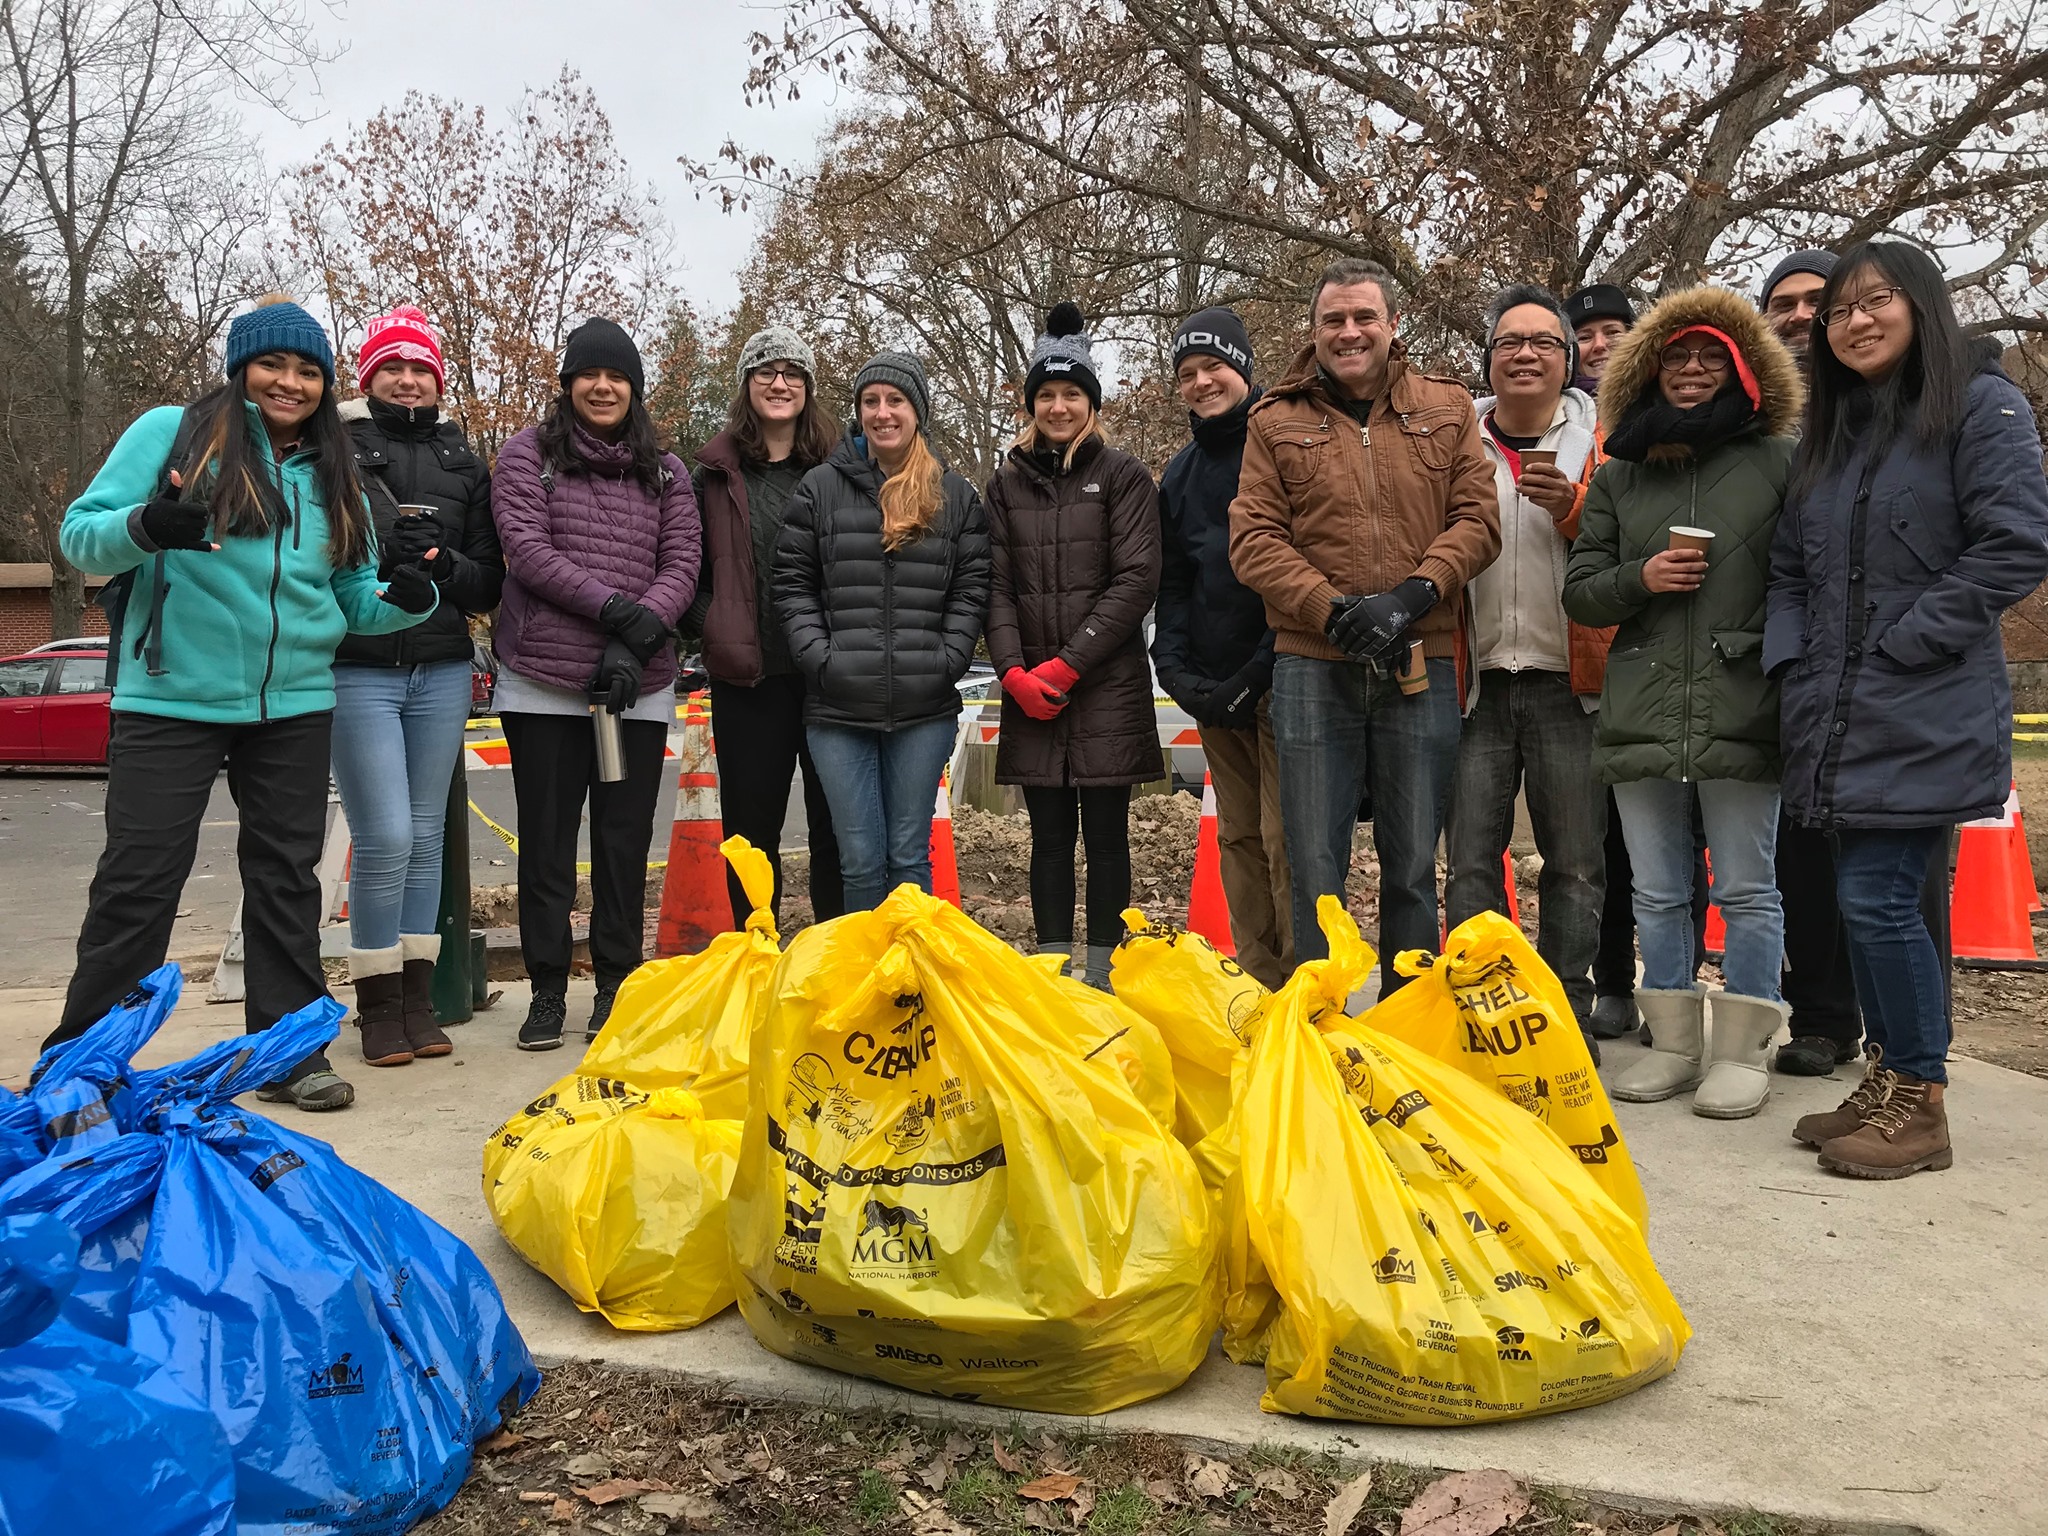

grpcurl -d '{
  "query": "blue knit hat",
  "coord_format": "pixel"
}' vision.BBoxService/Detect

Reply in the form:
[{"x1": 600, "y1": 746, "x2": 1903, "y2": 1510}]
[{"x1": 224, "y1": 295, "x2": 335, "y2": 385}]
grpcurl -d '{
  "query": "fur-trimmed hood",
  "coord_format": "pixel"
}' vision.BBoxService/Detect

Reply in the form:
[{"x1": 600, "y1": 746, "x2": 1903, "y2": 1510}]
[{"x1": 1596, "y1": 285, "x2": 1804, "y2": 438}]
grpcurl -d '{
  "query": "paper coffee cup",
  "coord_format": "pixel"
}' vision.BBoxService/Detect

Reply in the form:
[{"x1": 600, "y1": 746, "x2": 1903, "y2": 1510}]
[
  {"x1": 1520, "y1": 449, "x2": 1558, "y2": 470},
  {"x1": 1668, "y1": 526, "x2": 1715, "y2": 554}
]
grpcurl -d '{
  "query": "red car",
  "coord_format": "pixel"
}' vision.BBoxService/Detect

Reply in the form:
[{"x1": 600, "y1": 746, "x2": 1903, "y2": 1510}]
[{"x1": 0, "y1": 648, "x2": 112, "y2": 765}]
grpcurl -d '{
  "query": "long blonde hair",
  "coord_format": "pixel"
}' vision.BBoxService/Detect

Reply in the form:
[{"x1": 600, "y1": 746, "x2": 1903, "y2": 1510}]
[
  {"x1": 879, "y1": 430, "x2": 946, "y2": 549},
  {"x1": 1011, "y1": 405, "x2": 1106, "y2": 471}
]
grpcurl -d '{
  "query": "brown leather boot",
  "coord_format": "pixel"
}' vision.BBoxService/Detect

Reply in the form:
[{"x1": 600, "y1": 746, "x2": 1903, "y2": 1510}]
[
  {"x1": 400, "y1": 934, "x2": 452, "y2": 1058},
  {"x1": 1791, "y1": 1048, "x2": 1895, "y2": 1148},
  {"x1": 1817, "y1": 1076, "x2": 1952, "y2": 1179},
  {"x1": 350, "y1": 955, "x2": 413, "y2": 1068}
]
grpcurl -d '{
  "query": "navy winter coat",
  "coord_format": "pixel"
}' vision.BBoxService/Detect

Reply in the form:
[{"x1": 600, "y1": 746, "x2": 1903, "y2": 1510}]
[{"x1": 1764, "y1": 351, "x2": 2048, "y2": 829}]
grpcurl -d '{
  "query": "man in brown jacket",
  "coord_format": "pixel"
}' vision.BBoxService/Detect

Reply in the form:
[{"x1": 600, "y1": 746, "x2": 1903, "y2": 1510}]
[{"x1": 1229, "y1": 257, "x2": 1499, "y2": 983}]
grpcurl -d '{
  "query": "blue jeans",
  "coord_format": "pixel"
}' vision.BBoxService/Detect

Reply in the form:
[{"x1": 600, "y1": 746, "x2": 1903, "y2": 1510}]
[
  {"x1": 1271, "y1": 654, "x2": 1462, "y2": 991},
  {"x1": 1833, "y1": 828, "x2": 1950, "y2": 1083},
  {"x1": 806, "y1": 715, "x2": 958, "y2": 911},
  {"x1": 330, "y1": 661, "x2": 473, "y2": 950},
  {"x1": 1612, "y1": 777, "x2": 1783, "y2": 999}
]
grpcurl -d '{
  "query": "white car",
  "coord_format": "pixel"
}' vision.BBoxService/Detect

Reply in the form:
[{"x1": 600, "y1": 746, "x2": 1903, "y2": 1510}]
[{"x1": 26, "y1": 636, "x2": 108, "y2": 654}]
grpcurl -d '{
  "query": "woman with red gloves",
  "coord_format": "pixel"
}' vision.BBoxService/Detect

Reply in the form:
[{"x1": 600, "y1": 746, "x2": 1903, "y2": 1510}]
[{"x1": 985, "y1": 304, "x2": 1163, "y2": 989}]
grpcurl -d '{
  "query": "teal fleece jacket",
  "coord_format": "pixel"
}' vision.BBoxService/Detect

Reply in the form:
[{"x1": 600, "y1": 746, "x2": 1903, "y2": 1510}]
[{"x1": 59, "y1": 403, "x2": 432, "y2": 724}]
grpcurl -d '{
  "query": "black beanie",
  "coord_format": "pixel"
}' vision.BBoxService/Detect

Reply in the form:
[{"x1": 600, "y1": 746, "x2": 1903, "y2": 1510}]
[
  {"x1": 1563, "y1": 284, "x2": 1635, "y2": 332},
  {"x1": 1172, "y1": 306, "x2": 1254, "y2": 385},
  {"x1": 1759, "y1": 249, "x2": 1839, "y2": 308},
  {"x1": 559, "y1": 317, "x2": 645, "y2": 399},
  {"x1": 1022, "y1": 302, "x2": 1102, "y2": 410}
]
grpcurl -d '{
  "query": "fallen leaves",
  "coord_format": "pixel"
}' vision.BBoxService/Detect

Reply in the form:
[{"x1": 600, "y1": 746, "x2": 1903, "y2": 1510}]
[
  {"x1": 1325, "y1": 1470, "x2": 1375, "y2": 1536},
  {"x1": 1400, "y1": 1469, "x2": 1531, "y2": 1536},
  {"x1": 1255, "y1": 1466, "x2": 1304, "y2": 1501},
  {"x1": 992, "y1": 1433, "x2": 1027, "y2": 1474},
  {"x1": 478, "y1": 1428, "x2": 526, "y2": 1455},
  {"x1": 577, "y1": 1477, "x2": 673, "y2": 1506},
  {"x1": 562, "y1": 1452, "x2": 611, "y2": 1480},
  {"x1": 918, "y1": 1433, "x2": 975, "y2": 1492},
  {"x1": 639, "y1": 1489, "x2": 719, "y2": 1528},
  {"x1": 547, "y1": 1494, "x2": 576, "y2": 1525},
  {"x1": 1018, "y1": 1472, "x2": 1082, "y2": 1502},
  {"x1": 1184, "y1": 1453, "x2": 1237, "y2": 1499}
]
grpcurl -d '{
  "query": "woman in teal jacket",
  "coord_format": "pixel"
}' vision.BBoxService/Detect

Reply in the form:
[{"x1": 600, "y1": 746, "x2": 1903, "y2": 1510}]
[{"x1": 45, "y1": 296, "x2": 436, "y2": 1112}]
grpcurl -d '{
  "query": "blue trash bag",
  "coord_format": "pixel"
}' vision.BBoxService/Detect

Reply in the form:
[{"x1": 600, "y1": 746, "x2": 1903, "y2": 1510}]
[
  {"x1": 0, "y1": 963, "x2": 186, "y2": 1183},
  {"x1": 0, "y1": 994, "x2": 540, "y2": 1536},
  {"x1": 0, "y1": 1210, "x2": 238, "y2": 1536}
]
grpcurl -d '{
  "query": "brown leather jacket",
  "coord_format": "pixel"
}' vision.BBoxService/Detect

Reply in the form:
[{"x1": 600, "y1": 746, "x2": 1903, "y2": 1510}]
[{"x1": 1227, "y1": 341, "x2": 1500, "y2": 662}]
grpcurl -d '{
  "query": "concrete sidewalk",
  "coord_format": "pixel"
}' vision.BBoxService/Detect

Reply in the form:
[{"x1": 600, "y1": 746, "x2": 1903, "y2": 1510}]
[{"x1": 3, "y1": 978, "x2": 2043, "y2": 1536}]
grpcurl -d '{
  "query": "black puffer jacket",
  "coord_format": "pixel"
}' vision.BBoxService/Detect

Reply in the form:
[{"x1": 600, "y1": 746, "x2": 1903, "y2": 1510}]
[
  {"x1": 985, "y1": 435, "x2": 1163, "y2": 786},
  {"x1": 772, "y1": 429, "x2": 991, "y2": 730},
  {"x1": 336, "y1": 397, "x2": 503, "y2": 666}
]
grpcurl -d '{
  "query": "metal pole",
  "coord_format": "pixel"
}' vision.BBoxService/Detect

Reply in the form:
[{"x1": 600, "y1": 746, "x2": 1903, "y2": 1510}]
[{"x1": 431, "y1": 758, "x2": 475, "y2": 1024}]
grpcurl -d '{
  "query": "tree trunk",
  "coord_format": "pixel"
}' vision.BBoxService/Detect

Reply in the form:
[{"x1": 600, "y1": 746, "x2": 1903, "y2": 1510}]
[{"x1": 54, "y1": 256, "x2": 90, "y2": 639}]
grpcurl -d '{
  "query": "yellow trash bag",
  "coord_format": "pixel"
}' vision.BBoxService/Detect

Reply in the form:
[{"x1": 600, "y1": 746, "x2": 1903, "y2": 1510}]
[
  {"x1": 577, "y1": 835, "x2": 781, "y2": 1117},
  {"x1": 728, "y1": 885, "x2": 1219, "y2": 1414},
  {"x1": 1226, "y1": 897, "x2": 1689, "y2": 1424},
  {"x1": 483, "y1": 1076, "x2": 742, "y2": 1330},
  {"x1": 1108, "y1": 909, "x2": 1269, "y2": 1146},
  {"x1": 1362, "y1": 912, "x2": 1648, "y2": 1232},
  {"x1": 1022, "y1": 952, "x2": 1178, "y2": 1133}
]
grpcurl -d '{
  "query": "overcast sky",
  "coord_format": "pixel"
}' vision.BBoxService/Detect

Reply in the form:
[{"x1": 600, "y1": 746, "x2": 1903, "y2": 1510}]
[{"x1": 249, "y1": 0, "x2": 837, "y2": 312}]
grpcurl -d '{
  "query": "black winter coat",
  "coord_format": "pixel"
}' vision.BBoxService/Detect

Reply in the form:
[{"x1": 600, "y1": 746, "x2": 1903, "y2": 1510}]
[
  {"x1": 336, "y1": 397, "x2": 503, "y2": 667},
  {"x1": 1152, "y1": 392, "x2": 1276, "y2": 719},
  {"x1": 773, "y1": 430, "x2": 991, "y2": 731},
  {"x1": 985, "y1": 435, "x2": 1164, "y2": 786},
  {"x1": 1765, "y1": 350, "x2": 2048, "y2": 829}
]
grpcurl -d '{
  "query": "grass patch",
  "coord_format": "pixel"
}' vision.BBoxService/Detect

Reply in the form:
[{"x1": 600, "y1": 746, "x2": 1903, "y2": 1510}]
[
  {"x1": 853, "y1": 1468, "x2": 896, "y2": 1526},
  {"x1": 946, "y1": 1464, "x2": 1007, "y2": 1517},
  {"x1": 1086, "y1": 1482, "x2": 1156, "y2": 1536}
]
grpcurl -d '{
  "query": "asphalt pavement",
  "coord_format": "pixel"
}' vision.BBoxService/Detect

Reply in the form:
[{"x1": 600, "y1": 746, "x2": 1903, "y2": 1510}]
[{"x1": 0, "y1": 715, "x2": 814, "y2": 987}]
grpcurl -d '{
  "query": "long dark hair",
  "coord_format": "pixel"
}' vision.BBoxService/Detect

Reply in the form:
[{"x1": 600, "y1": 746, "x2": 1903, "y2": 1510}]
[
  {"x1": 181, "y1": 368, "x2": 370, "y2": 569},
  {"x1": 725, "y1": 369, "x2": 836, "y2": 468},
  {"x1": 536, "y1": 390, "x2": 668, "y2": 496},
  {"x1": 1791, "y1": 239, "x2": 1972, "y2": 499}
]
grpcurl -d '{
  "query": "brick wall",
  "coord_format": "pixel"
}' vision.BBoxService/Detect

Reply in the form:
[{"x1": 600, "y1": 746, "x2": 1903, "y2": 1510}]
[{"x1": 0, "y1": 589, "x2": 108, "y2": 657}]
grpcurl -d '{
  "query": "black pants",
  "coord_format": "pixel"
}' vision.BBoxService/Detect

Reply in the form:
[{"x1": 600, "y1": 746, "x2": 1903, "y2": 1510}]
[
  {"x1": 503, "y1": 711, "x2": 668, "y2": 997},
  {"x1": 50, "y1": 711, "x2": 334, "y2": 1081},
  {"x1": 709, "y1": 674, "x2": 843, "y2": 927},
  {"x1": 1021, "y1": 785, "x2": 1132, "y2": 948},
  {"x1": 1777, "y1": 818, "x2": 1862, "y2": 1046},
  {"x1": 1594, "y1": 785, "x2": 1709, "y2": 995}
]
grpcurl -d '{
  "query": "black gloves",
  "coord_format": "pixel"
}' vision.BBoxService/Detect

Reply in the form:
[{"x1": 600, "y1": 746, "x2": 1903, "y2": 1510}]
[
  {"x1": 386, "y1": 512, "x2": 452, "y2": 579},
  {"x1": 1327, "y1": 577, "x2": 1437, "y2": 662},
  {"x1": 600, "y1": 593, "x2": 673, "y2": 663},
  {"x1": 1210, "y1": 653, "x2": 1275, "y2": 730},
  {"x1": 589, "y1": 638, "x2": 643, "y2": 713},
  {"x1": 139, "y1": 492, "x2": 212, "y2": 552},
  {"x1": 378, "y1": 562, "x2": 438, "y2": 613}
]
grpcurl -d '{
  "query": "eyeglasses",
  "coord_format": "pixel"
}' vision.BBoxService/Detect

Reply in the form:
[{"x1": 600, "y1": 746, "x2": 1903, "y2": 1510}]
[
  {"x1": 1820, "y1": 287, "x2": 1902, "y2": 329},
  {"x1": 1489, "y1": 334, "x2": 1567, "y2": 358},
  {"x1": 1658, "y1": 342, "x2": 1733, "y2": 373},
  {"x1": 751, "y1": 365, "x2": 808, "y2": 385}
]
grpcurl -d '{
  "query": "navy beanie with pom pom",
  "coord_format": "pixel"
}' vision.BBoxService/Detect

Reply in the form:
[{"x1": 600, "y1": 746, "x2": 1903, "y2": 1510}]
[{"x1": 1022, "y1": 301, "x2": 1101, "y2": 410}]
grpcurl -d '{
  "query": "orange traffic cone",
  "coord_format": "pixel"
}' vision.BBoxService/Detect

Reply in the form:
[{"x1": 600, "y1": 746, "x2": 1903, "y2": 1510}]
[
  {"x1": 654, "y1": 707, "x2": 729, "y2": 957},
  {"x1": 1953, "y1": 787, "x2": 2048, "y2": 969},
  {"x1": 1502, "y1": 849, "x2": 1521, "y2": 926},
  {"x1": 2002, "y1": 782, "x2": 2043, "y2": 913},
  {"x1": 929, "y1": 768, "x2": 961, "y2": 908},
  {"x1": 1187, "y1": 774, "x2": 1235, "y2": 953}
]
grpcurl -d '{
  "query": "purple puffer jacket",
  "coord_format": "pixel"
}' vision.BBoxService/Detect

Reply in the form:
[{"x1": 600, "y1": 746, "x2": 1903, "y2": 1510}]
[{"x1": 492, "y1": 422, "x2": 700, "y2": 693}]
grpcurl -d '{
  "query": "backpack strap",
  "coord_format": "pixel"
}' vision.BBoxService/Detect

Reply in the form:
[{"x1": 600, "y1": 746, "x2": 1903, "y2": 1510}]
[{"x1": 99, "y1": 406, "x2": 202, "y2": 686}]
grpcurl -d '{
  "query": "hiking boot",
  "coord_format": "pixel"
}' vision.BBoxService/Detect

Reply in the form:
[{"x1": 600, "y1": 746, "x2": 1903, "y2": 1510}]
[
  {"x1": 517, "y1": 992, "x2": 568, "y2": 1051},
  {"x1": 1792, "y1": 1048, "x2": 1896, "y2": 1148},
  {"x1": 350, "y1": 948, "x2": 412, "y2": 1067},
  {"x1": 1081, "y1": 944, "x2": 1115, "y2": 993},
  {"x1": 1588, "y1": 993, "x2": 1638, "y2": 1040},
  {"x1": 256, "y1": 1054, "x2": 355, "y2": 1112},
  {"x1": 1693, "y1": 992, "x2": 1787, "y2": 1119},
  {"x1": 1776, "y1": 1034, "x2": 1858, "y2": 1076},
  {"x1": 399, "y1": 935, "x2": 452, "y2": 1058},
  {"x1": 585, "y1": 985, "x2": 620, "y2": 1043},
  {"x1": 1609, "y1": 986, "x2": 1706, "y2": 1102},
  {"x1": 1818, "y1": 1076, "x2": 1952, "y2": 1179}
]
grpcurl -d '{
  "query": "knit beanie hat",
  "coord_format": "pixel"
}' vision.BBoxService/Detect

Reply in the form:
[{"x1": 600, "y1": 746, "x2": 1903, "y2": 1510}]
[
  {"x1": 1485, "y1": 283, "x2": 1578, "y2": 387},
  {"x1": 1563, "y1": 284, "x2": 1636, "y2": 332},
  {"x1": 1760, "y1": 248, "x2": 1839, "y2": 307},
  {"x1": 851, "y1": 350, "x2": 931, "y2": 426},
  {"x1": 559, "y1": 317, "x2": 645, "y2": 399},
  {"x1": 1172, "y1": 306, "x2": 1254, "y2": 386},
  {"x1": 736, "y1": 325, "x2": 817, "y2": 390},
  {"x1": 357, "y1": 304, "x2": 445, "y2": 392},
  {"x1": 1022, "y1": 302, "x2": 1101, "y2": 410},
  {"x1": 225, "y1": 295, "x2": 335, "y2": 385}
]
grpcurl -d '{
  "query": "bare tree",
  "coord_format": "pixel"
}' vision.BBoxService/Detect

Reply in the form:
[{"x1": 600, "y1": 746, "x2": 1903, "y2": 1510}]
[{"x1": 0, "y1": 0, "x2": 322, "y2": 633}]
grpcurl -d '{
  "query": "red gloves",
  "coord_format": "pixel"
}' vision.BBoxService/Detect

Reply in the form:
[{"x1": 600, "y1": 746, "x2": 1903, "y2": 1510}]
[
  {"x1": 1003, "y1": 666, "x2": 1066, "y2": 721},
  {"x1": 1033, "y1": 657, "x2": 1080, "y2": 695}
]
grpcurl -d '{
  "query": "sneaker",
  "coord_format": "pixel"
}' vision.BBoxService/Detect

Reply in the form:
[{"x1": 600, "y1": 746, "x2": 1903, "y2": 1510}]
[
  {"x1": 1587, "y1": 994, "x2": 1638, "y2": 1040},
  {"x1": 256, "y1": 1062, "x2": 355, "y2": 1112},
  {"x1": 1817, "y1": 1075, "x2": 1952, "y2": 1179},
  {"x1": 1775, "y1": 1034, "x2": 1858, "y2": 1076},
  {"x1": 1792, "y1": 1048, "x2": 1896, "y2": 1148},
  {"x1": 585, "y1": 986, "x2": 620, "y2": 1042},
  {"x1": 517, "y1": 992, "x2": 568, "y2": 1052}
]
